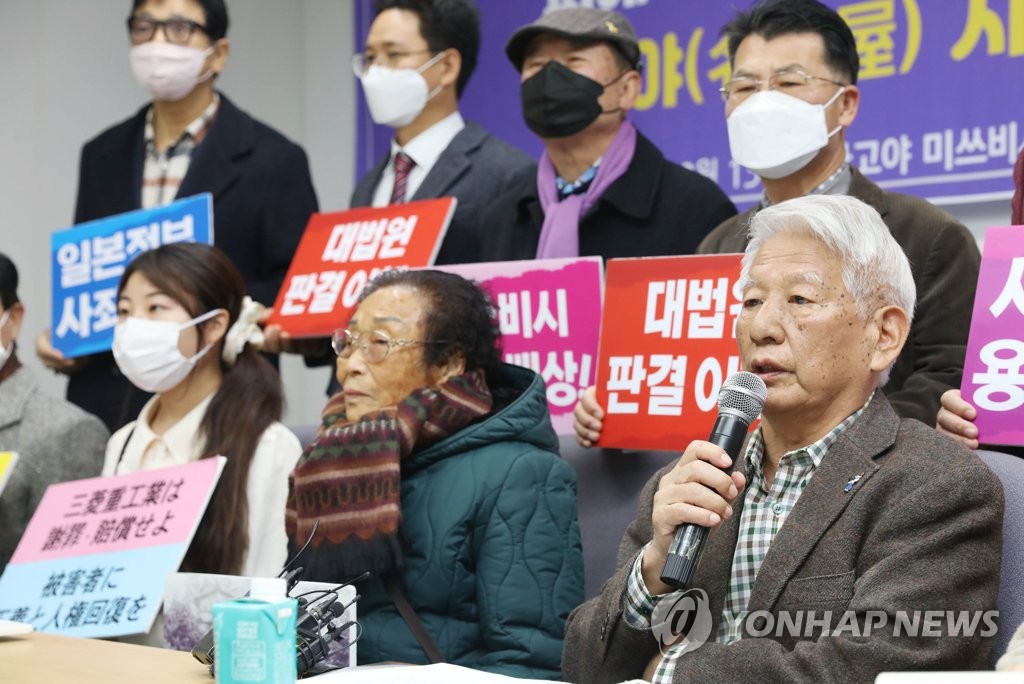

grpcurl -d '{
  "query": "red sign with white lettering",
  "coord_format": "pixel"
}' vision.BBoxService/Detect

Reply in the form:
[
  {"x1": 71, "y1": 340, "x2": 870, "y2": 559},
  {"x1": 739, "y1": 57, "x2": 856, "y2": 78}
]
[
  {"x1": 596, "y1": 254, "x2": 744, "y2": 451},
  {"x1": 266, "y1": 198, "x2": 455, "y2": 336}
]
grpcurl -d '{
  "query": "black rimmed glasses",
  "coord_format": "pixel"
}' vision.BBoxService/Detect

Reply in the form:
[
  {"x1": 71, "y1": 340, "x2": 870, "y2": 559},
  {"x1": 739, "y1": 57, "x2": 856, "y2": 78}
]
[
  {"x1": 127, "y1": 16, "x2": 210, "y2": 45},
  {"x1": 332, "y1": 328, "x2": 445, "y2": 364},
  {"x1": 719, "y1": 67, "x2": 846, "y2": 103}
]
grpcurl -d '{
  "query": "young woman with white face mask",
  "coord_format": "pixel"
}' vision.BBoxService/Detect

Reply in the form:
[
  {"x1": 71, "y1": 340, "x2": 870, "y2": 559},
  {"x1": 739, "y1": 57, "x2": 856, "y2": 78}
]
[{"x1": 102, "y1": 243, "x2": 301, "y2": 579}]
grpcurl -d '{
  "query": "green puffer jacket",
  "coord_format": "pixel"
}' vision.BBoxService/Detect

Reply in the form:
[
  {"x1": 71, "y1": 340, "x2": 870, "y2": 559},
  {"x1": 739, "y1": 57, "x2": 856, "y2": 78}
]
[{"x1": 356, "y1": 364, "x2": 584, "y2": 679}]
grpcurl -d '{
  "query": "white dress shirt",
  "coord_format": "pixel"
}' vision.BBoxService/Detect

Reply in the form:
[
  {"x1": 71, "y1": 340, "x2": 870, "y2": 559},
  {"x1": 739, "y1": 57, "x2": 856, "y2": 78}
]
[
  {"x1": 103, "y1": 393, "x2": 302, "y2": 578},
  {"x1": 371, "y1": 111, "x2": 466, "y2": 207}
]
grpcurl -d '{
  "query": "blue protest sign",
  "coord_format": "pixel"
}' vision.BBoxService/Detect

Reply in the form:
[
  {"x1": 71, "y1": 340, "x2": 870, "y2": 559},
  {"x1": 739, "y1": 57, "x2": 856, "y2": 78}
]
[{"x1": 50, "y1": 193, "x2": 213, "y2": 358}]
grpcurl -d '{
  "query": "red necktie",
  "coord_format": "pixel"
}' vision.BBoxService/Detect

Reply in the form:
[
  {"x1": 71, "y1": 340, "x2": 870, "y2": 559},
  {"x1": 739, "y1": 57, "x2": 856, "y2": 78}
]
[{"x1": 389, "y1": 152, "x2": 416, "y2": 204}]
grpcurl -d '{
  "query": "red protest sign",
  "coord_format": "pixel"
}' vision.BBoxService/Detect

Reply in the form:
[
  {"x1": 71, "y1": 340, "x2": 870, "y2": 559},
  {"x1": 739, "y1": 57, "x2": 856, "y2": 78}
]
[
  {"x1": 266, "y1": 198, "x2": 456, "y2": 336},
  {"x1": 596, "y1": 254, "x2": 744, "y2": 451}
]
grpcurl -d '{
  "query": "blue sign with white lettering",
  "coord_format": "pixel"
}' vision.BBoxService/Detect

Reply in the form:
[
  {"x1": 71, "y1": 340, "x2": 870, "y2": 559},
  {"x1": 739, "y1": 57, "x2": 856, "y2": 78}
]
[{"x1": 50, "y1": 194, "x2": 213, "y2": 358}]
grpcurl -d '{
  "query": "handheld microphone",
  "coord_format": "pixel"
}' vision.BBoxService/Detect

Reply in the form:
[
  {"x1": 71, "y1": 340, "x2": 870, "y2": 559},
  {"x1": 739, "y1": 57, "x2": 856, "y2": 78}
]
[{"x1": 659, "y1": 371, "x2": 767, "y2": 590}]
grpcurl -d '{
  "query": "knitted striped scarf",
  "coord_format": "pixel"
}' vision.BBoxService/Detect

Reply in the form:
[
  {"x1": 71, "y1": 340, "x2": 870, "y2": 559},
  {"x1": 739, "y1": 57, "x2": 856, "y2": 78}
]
[{"x1": 285, "y1": 371, "x2": 492, "y2": 580}]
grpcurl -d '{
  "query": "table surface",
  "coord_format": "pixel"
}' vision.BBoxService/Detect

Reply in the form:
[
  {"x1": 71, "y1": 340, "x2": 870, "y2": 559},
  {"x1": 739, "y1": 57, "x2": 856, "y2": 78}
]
[{"x1": 1, "y1": 631, "x2": 211, "y2": 683}]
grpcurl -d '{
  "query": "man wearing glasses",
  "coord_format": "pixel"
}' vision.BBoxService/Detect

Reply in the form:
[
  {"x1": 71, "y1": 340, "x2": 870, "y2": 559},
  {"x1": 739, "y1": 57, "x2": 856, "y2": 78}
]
[
  {"x1": 35, "y1": 0, "x2": 318, "y2": 432},
  {"x1": 350, "y1": 0, "x2": 534, "y2": 265},
  {"x1": 698, "y1": 0, "x2": 980, "y2": 426}
]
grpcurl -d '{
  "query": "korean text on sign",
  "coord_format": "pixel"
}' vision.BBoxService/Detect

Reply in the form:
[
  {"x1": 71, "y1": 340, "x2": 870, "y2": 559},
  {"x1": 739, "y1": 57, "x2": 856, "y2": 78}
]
[
  {"x1": 50, "y1": 193, "x2": 213, "y2": 358},
  {"x1": 962, "y1": 225, "x2": 1024, "y2": 446},
  {"x1": 0, "y1": 457, "x2": 224, "y2": 638},
  {"x1": 596, "y1": 254, "x2": 744, "y2": 451},
  {"x1": 269, "y1": 197, "x2": 456, "y2": 338},
  {"x1": 437, "y1": 257, "x2": 604, "y2": 436}
]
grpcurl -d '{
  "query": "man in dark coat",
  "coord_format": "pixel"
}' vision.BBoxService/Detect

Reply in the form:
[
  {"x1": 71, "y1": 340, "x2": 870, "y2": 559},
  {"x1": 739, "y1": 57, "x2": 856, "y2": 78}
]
[
  {"x1": 36, "y1": 0, "x2": 318, "y2": 431},
  {"x1": 479, "y1": 8, "x2": 736, "y2": 263}
]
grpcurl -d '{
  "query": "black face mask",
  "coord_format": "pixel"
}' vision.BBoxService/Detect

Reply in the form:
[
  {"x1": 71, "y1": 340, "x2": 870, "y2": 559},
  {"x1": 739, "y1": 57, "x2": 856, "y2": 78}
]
[{"x1": 520, "y1": 60, "x2": 608, "y2": 138}]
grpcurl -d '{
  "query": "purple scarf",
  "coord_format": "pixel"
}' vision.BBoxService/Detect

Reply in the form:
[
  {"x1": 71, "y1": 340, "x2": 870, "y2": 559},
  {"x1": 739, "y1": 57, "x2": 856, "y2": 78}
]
[{"x1": 535, "y1": 120, "x2": 638, "y2": 258}]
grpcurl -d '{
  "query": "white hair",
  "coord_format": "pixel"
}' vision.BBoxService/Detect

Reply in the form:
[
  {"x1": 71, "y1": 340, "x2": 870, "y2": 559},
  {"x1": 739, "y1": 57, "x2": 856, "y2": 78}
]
[{"x1": 738, "y1": 195, "x2": 916, "y2": 384}]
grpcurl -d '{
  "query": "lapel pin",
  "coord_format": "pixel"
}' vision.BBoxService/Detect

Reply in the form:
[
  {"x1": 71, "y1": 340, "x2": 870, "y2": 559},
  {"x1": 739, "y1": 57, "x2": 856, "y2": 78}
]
[{"x1": 844, "y1": 474, "x2": 863, "y2": 493}]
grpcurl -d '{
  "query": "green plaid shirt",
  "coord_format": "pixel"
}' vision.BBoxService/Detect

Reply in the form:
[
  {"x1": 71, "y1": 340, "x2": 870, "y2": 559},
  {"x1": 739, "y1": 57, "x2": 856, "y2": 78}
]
[{"x1": 624, "y1": 393, "x2": 873, "y2": 683}]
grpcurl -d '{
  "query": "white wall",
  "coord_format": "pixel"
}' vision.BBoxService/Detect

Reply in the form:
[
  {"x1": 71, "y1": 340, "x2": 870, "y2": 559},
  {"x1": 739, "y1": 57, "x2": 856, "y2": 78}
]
[{"x1": 0, "y1": 1, "x2": 1011, "y2": 428}]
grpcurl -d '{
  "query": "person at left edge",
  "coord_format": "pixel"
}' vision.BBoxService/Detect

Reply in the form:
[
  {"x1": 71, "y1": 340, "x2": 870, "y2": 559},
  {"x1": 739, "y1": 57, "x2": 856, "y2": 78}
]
[
  {"x1": 35, "y1": 0, "x2": 319, "y2": 433},
  {"x1": 351, "y1": 0, "x2": 535, "y2": 265},
  {"x1": 0, "y1": 252, "x2": 109, "y2": 571}
]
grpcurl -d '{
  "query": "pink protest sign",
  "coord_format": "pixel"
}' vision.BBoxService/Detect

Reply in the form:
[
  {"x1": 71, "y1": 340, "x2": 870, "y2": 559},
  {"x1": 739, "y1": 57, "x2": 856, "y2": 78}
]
[
  {"x1": 10, "y1": 457, "x2": 224, "y2": 564},
  {"x1": 437, "y1": 258, "x2": 604, "y2": 435},
  {"x1": 0, "y1": 458, "x2": 224, "y2": 638},
  {"x1": 962, "y1": 225, "x2": 1024, "y2": 446}
]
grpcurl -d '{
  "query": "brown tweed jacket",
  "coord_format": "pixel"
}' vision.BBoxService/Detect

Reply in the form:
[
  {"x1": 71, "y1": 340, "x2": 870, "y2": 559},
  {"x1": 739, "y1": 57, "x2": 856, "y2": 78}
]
[
  {"x1": 696, "y1": 167, "x2": 980, "y2": 426},
  {"x1": 562, "y1": 394, "x2": 1003, "y2": 683}
]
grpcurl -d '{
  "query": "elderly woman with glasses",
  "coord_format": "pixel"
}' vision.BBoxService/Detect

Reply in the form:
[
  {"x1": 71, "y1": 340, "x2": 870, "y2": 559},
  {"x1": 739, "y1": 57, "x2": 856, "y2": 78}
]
[{"x1": 285, "y1": 269, "x2": 583, "y2": 679}]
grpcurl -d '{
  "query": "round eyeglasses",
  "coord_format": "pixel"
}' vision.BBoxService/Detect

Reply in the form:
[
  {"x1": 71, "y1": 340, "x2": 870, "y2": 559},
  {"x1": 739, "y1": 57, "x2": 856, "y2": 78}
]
[
  {"x1": 332, "y1": 328, "x2": 445, "y2": 364},
  {"x1": 127, "y1": 16, "x2": 210, "y2": 45}
]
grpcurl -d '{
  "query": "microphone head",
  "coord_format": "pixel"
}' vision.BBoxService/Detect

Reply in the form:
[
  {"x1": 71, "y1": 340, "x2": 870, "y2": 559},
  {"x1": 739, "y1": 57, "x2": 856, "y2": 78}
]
[{"x1": 718, "y1": 371, "x2": 768, "y2": 423}]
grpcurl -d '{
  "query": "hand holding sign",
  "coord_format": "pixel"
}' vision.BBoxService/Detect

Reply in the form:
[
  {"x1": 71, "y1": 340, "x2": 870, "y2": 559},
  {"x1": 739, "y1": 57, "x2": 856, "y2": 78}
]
[
  {"x1": 35, "y1": 328, "x2": 83, "y2": 374},
  {"x1": 935, "y1": 388, "x2": 980, "y2": 450}
]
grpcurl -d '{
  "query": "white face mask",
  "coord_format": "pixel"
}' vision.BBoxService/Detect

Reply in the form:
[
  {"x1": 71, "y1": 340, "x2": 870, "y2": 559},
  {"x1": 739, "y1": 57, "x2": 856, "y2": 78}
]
[
  {"x1": 130, "y1": 42, "x2": 214, "y2": 102},
  {"x1": 726, "y1": 87, "x2": 845, "y2": 180},
  {"x1": 0, "y1": 311, "x2": 11, "y2": 369},
  {"x1": 112, "y1": 309, "x2": 221, "y2": 393},
  {"x1": 358, "y1": 52, "x2": 444, "y2": 128}
]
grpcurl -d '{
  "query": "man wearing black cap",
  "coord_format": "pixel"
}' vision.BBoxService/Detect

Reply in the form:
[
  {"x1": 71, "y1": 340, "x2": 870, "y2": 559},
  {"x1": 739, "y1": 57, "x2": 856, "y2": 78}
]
[{"x1": 479, "y1": 8, "x2": 736, "y2": 262}]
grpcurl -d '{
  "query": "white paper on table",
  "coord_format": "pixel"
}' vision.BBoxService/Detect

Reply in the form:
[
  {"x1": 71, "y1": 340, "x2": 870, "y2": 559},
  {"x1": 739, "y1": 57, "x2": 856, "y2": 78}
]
[{"x1": 310, "y1": 662, "x2": 558, "y2": 683}]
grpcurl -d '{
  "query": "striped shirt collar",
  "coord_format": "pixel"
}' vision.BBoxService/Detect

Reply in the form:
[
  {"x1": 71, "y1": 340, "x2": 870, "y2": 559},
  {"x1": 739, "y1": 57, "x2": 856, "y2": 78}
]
[{"x1": 144, "y1": 92, "x2": 220, "y2": 155}]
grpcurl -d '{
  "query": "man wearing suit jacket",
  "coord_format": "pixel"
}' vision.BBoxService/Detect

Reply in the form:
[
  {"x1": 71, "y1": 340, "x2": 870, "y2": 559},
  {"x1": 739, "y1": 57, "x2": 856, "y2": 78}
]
[
  {"x1": 0, "y1": 253, "x2": 108, "y2": 570},
  {"x1": 351, "y1": 0, "x2": 534, "y2": 265},
  {"x1": 562, "y1": 195, "x2": 1003, "y2": 683},
  {"x1": 37, "y1": 0, "x2": 318, "y2": 432},
  {"x1": 697, "y1": 0, "x2": 979, "y2": 426},
  {"x1": 479, "y1": 8, "x2": 736, "y2": 263}
]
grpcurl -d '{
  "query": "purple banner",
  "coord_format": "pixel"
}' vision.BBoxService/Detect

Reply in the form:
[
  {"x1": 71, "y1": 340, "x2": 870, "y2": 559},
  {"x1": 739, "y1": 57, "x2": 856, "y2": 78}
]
[
  {"x1": 355, "y1": 0, "x2": 1023, "y2": 208},
  {"x1": 962, "y1": 225, "x2": 1024, "y2": 447},
  {"x1": 436, "y1": 257, "x2": 604, "y2": 435}
]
